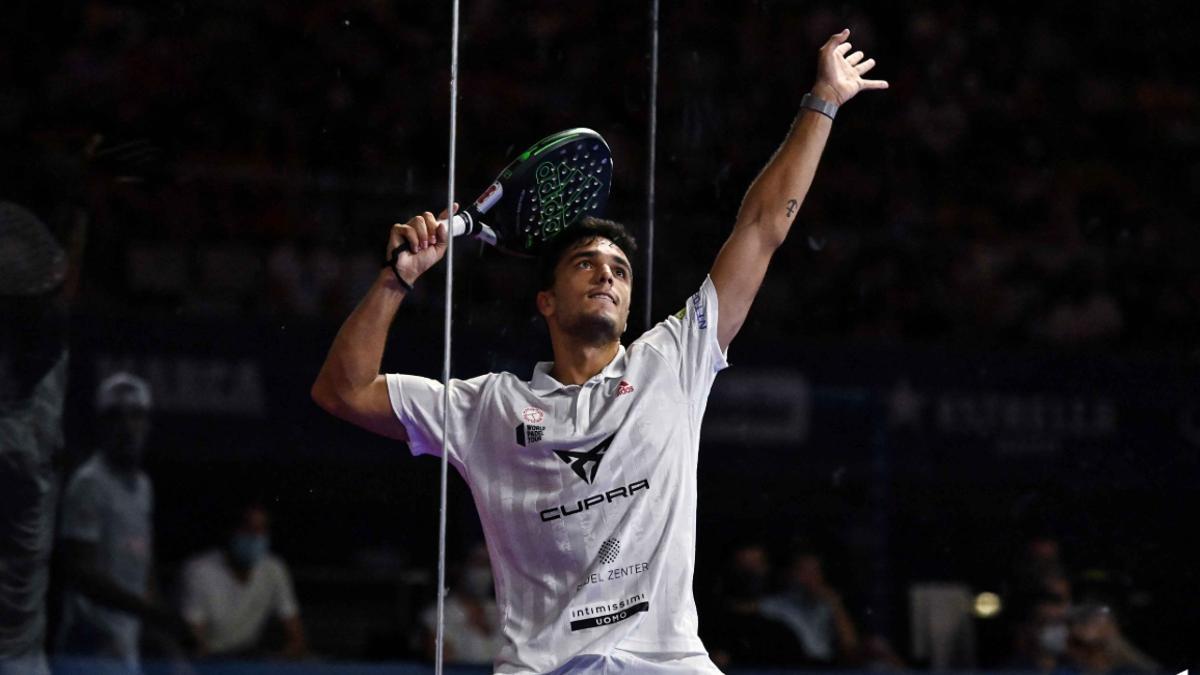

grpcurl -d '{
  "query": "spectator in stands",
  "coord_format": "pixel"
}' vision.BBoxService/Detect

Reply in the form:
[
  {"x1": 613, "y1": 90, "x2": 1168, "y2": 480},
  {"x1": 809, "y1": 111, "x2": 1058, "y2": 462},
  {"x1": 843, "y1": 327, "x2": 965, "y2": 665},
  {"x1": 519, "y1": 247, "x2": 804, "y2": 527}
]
[
  {"x1": 1012, "y1": 535, "x2": 1073, "y2": 604},
  {"x1": 1009, "y1": 590, "x2": 1071, "y2": 672},
  {"x1": 180, "y1": 503, "x2": 307, "y2": 659},
  {"x1": 419, "y1": 542, "x2": 500, "y2": 664},
  {"x1": 1060, "y1": 604, "x2": 1159, "y2": 675},
  {"x1": 701, "y1": 541, "x2": 806, "y2": 669},
  {"x1": 56, "y1": 373, "x2": 193, "y2": 669},
  {"x1": 760, "y1": 547, "x2": 861, "y2": 666}
]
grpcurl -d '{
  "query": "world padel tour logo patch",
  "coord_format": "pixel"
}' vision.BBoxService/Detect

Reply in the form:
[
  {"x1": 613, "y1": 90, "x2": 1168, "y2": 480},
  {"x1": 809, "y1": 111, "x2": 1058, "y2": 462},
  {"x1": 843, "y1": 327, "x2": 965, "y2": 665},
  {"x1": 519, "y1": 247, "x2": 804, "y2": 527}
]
[
  {"x1": 515, "y1": 423, "x2": 544, "y2": 447},
  {"x1": 554, "y1": 433, "x2": 615, "y2": 484}
]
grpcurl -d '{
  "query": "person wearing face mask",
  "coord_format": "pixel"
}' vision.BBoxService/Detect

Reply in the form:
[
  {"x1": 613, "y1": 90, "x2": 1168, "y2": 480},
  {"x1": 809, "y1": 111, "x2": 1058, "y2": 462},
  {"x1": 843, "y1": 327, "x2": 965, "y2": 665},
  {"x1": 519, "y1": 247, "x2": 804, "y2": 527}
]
[
  {"x1": 700, "y1": 542, "x2": 806, "y2": 669},
  {"x1": 56, "y1": 373, "x2": 194, "y2": 669},
  {"x1": 759, "y1": 548, "x2": 862, "y2": 666},
  {"x1": 419, "y1": 542, "x2": 500, "y2": 664},
  {"x1": 179, "y1": 503, "x2": 307, "y2": 659},
  {"x1": 1009, "y1": 591, "x2": 1071, "y2": 672}
]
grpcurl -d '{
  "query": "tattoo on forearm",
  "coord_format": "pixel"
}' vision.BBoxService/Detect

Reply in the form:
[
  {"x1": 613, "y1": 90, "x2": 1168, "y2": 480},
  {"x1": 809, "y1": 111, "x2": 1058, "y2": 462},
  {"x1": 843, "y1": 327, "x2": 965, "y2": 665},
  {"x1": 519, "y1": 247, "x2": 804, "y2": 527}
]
[{"x1": 786, "y1": 199, "x2": 798, "y2": 217}]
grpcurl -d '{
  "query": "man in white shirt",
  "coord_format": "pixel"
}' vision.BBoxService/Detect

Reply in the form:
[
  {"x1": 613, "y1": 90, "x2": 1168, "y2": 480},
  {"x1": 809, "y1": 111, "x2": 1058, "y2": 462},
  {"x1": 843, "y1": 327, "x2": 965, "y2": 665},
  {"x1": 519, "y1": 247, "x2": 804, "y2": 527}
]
[
  {"x1": 312, "y1": 31, "x2": 885, "y2": 673},
  {"x1": 57, "y1": 373, "x2": 193, "y2": 669},
  {"x1": 180, "y1": 504, "x2": 307, "y2": 659}
]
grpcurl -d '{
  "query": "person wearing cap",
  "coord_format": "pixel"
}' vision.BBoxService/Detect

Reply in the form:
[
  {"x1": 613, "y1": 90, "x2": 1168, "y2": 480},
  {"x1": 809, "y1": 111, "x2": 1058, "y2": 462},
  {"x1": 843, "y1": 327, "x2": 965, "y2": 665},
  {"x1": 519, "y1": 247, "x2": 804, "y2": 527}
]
[{"x1": 55, "y1": 373, "x2": 193, "y2": 669}]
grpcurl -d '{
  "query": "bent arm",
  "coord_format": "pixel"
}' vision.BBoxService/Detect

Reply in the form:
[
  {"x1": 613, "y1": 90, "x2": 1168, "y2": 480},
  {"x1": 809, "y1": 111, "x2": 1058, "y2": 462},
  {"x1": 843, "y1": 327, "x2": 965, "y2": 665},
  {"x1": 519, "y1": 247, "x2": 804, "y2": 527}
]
[
  {"x1": 280, "y1": 615, "x2": 308, "y2": 659},
  {"x1": 59, "y1": 538, "x2": 164, "y2": 620},
  {"x1": 311, "y1": 210, "x2": 451, "y2": 439},
  {"x1": 311, "y1": 271, "x2": 411, "y2": 440}
]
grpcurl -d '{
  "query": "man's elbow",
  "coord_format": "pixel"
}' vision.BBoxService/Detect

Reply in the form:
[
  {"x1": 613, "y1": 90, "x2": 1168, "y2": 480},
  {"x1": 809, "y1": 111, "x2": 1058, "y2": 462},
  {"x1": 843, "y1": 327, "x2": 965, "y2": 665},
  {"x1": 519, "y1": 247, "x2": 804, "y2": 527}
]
[{"x1": 310, "y1": 379, "x2": 344, "y2": 417}]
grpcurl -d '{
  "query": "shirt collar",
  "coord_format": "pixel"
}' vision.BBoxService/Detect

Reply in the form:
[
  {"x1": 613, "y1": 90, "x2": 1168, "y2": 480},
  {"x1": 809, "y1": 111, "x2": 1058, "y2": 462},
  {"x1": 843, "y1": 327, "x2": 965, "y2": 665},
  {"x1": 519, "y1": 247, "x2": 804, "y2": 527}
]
[{"x1": 530, "y1": 344, "x2": 628, "y2": 395}]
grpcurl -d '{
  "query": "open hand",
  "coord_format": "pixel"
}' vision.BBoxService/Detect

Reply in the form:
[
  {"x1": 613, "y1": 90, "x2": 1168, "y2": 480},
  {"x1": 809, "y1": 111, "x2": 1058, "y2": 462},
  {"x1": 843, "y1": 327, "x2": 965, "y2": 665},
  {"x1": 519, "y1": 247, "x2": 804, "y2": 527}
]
[{"x1": 813, "y1": 28, "x2": 888, "y2": 106}]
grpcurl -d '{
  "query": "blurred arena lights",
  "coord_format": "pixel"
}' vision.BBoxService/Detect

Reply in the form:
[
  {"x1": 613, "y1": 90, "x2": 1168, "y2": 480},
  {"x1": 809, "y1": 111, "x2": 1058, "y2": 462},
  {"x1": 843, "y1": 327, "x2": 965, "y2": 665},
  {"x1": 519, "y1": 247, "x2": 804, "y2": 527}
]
[{"x1": 973, "y1": 591, "x2": 1002, "y2": 619}]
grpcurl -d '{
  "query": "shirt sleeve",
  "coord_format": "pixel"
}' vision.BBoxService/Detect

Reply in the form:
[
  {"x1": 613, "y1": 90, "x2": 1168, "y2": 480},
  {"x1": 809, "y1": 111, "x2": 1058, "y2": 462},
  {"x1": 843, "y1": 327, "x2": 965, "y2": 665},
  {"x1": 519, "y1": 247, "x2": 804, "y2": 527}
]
[
  {"x1": 271, "y1": 559, "x2": 299, "y2": 620},
  {"x1": 385, "y1": 373, "x2": 491, "y2": 468},
  {"x1": 637, "y1": 275, "x2": 730, "y2": 399},
  {"x1": 58, "y1": 469, "x2": 102, "y2": 543},
  {"x1": 180, "y1": 559, "x2": 208, "y2": 625}
]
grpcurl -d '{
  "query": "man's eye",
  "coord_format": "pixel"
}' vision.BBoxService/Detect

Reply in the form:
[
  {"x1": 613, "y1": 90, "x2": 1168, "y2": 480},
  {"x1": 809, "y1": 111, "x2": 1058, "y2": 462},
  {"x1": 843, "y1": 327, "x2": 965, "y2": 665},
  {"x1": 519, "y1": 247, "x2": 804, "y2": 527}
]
[
  {"x1": 578, "y1": 261, "x2": 592, "y2": 269},
  {"x1": 615, "y1": 269, "x2": 627, "y2": 278}
]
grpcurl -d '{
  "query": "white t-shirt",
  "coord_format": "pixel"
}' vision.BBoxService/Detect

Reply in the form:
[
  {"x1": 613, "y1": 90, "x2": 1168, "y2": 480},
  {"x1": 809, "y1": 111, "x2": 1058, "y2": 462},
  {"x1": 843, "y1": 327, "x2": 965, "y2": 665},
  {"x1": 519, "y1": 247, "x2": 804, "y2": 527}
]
[
  {"x1": 419, "y1": 595, "x2": 502, "y2": 664},
  {"x1": 57, "y1": 454, "x2": 153, "y2": 666},
  {"x1": 180, "y1": 549, "x2": 299, "y2": 655},
  {"x1": 387, "y1": 277, "x2": 728, "y2": 674}
]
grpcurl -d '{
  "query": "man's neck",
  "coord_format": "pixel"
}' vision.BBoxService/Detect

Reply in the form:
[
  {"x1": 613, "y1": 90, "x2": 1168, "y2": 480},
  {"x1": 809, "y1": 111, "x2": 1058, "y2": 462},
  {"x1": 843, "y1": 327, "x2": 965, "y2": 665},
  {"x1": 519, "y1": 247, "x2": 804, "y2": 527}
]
[
  {"x1": 99, "y1": 450, "x2": 139, "y2": 484},
  {"x1": 548, "y1": 338, "x2": 620, "y2": 386}
]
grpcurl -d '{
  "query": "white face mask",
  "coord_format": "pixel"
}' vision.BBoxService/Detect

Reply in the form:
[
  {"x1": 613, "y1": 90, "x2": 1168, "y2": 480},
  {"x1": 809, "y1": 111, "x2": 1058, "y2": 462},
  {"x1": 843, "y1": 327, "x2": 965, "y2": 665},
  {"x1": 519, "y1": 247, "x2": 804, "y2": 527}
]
[{"x1": 1038, "y1": 623, "x2": 1068, "y2": 655}]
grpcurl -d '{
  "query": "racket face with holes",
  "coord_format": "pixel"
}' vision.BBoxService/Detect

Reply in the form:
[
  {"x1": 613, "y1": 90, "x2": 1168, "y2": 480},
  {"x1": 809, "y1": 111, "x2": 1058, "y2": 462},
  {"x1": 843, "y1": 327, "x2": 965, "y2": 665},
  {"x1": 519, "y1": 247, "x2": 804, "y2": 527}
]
[{"x1": 478, "y1": 128, "x2": 613, "y2": 257}]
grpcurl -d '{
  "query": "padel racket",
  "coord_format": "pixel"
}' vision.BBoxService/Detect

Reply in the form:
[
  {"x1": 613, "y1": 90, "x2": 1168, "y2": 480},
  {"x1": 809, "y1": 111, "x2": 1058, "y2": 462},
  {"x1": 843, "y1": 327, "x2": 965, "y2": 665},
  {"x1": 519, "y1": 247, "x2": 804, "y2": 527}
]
[{"x1": 385, "y1": 127, "x2": 613, "y2": 267}]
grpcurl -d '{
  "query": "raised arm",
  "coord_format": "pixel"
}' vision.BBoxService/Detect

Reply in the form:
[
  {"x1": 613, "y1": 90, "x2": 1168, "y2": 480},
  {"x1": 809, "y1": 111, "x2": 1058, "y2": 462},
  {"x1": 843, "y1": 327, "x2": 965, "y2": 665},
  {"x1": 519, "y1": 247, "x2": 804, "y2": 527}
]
[
  {"x1": 310, "y1": 207, "x2": 453, "y2": 439},
  {"x1": 710, "y1": 28, "x2": 887, "y2": 350}
]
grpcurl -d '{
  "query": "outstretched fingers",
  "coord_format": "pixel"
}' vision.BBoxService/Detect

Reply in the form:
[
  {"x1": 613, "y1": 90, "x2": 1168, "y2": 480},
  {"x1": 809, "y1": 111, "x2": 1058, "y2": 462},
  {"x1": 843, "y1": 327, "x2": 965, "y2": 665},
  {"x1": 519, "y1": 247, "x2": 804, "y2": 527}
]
[{"x1": 823, "y1": 28, "x2": 850, "y2": 49}]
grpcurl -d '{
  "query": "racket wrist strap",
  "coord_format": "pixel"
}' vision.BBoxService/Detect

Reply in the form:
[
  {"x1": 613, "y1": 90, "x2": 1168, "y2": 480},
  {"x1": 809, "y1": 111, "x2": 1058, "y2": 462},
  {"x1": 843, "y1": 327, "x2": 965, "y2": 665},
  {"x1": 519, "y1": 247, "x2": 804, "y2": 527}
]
[
  {"x1": 801, "y1": 92, "x2": 838, "y2": 120},
  {"x1": 382, "y1": 251, "x2": 416, "y2": 293}
]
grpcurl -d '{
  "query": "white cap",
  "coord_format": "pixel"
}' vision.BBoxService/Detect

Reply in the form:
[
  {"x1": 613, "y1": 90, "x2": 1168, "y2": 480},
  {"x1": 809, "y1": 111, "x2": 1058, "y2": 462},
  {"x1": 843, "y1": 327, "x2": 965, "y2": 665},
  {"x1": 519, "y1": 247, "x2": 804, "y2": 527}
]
[{"x1": 96, "y1": 372, "x2": 153, "y2": 412}]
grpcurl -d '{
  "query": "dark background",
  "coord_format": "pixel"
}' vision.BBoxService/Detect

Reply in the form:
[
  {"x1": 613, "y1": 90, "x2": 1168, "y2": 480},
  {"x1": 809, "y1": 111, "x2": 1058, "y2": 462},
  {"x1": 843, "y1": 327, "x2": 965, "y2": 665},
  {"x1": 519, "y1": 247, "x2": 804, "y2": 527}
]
[{"x1": 4, "y1": 0, "x2": 1198, "y2": 669}]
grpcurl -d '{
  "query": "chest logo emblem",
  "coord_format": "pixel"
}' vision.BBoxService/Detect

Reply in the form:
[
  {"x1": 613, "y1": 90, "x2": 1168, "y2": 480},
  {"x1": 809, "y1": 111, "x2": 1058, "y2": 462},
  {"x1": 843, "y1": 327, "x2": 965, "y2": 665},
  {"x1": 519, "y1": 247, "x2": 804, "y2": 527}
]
[
  {"x1": 553, "y1": 433, "x2": 615, "y2": 484},
  {"x1": 522, "y1": 406, "x2": 546, "y2": 424},
  {"x1": 616, "y1": 380, "x2": 634, "y2": 397},
  {"x1": 516, "y1": 422, "x2": 545, "y2": 446}
]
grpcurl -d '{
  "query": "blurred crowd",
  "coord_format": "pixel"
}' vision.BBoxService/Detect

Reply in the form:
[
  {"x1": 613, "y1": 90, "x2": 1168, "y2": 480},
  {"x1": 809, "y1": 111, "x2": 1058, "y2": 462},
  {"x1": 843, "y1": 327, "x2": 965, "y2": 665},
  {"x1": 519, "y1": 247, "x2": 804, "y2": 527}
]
[
  {"x1": 3, "y1": 0, "x2": 1194, "y2": 671},
  {"x1": 4, "y1": 1, "x2": 1198, "y2": 356},
  {"x1": 6, "y1": 367, "x2": 1169, "y2": 671}
]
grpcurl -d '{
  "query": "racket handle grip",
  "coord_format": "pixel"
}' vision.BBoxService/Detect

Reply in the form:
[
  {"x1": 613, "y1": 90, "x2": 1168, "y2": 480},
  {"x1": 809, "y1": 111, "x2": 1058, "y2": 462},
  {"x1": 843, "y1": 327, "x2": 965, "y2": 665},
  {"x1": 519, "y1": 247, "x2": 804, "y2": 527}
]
[
  {"x1": 439, "y1": 213, "x2": 471, "y2": 238},
  {"x1": 383, "y1": 212, "x2": 476, "y2": 272}
]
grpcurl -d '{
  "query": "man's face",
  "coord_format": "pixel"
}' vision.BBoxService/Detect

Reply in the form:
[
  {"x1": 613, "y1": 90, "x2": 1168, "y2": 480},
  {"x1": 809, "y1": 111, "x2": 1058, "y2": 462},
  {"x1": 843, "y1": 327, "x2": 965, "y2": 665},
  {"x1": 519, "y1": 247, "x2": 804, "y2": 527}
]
[
  {"x1": 790, "y1": 554, "x2": 825, "y2": 592},
  {"x1": 100, "y1": 405, "x2": 151, "y2": 469},
  {"x1": 228, "y1": 506, "x2": 272, "y2": 568},
  {"x1": 538, "y1": 237, "x2": 633, "y2": 345},
  {"x1": 241, "y1": 507, "x2": 270, "y2": 537}
]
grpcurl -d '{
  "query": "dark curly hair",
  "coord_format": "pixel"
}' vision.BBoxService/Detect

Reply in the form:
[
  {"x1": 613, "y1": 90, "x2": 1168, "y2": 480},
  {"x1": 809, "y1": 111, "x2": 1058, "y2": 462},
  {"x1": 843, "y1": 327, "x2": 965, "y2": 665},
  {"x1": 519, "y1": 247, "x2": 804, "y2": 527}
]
[{"x1": 536, "y1": 216, "x2": 638, "y2": 291}]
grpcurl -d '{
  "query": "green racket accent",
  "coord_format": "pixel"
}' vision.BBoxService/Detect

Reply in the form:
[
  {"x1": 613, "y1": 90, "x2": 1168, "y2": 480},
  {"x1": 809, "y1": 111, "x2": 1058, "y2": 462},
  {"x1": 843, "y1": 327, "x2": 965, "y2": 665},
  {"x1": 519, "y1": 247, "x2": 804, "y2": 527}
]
[
  {"x1": 528, "y1": 160, "x2": 606, "y2": 247},
  {"x1": 385, "y1": 128, "x2": 612, "y2": 267},
  {"x1": 500, "y1": 128, "x2": 613, "y2": 256}
]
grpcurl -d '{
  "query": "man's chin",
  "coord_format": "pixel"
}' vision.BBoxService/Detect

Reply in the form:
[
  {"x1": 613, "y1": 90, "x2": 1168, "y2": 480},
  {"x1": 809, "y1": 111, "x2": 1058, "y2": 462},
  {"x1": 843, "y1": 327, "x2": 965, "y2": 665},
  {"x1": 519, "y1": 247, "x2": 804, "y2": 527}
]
[{"x1": 564, "y1": 313, "x2": 622, "y2": 345}]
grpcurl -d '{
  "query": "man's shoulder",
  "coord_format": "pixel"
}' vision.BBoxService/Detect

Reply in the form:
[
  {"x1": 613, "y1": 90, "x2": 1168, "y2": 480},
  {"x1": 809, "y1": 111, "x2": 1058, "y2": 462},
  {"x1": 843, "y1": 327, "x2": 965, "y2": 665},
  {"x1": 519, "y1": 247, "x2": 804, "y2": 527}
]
[
  {"x1": 63, "y1": 454, "x2": 108, "y2": 496},
  {"x1": 459, "y1": 370, "x2": 529, "y2": 396},
  {"x1": 183, "y1": 548, "x2": 227, "y2": 576},
  {"x1": 260, "y1": 553, "x2": 292, "y2": 579}
]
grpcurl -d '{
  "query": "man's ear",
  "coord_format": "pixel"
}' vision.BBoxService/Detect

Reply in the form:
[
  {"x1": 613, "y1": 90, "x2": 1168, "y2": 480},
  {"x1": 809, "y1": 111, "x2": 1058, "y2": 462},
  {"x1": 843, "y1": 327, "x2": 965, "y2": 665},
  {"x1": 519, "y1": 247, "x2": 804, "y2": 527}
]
[{"x1": 536, "y1": 289, "x2": 555, "y2": 318}]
